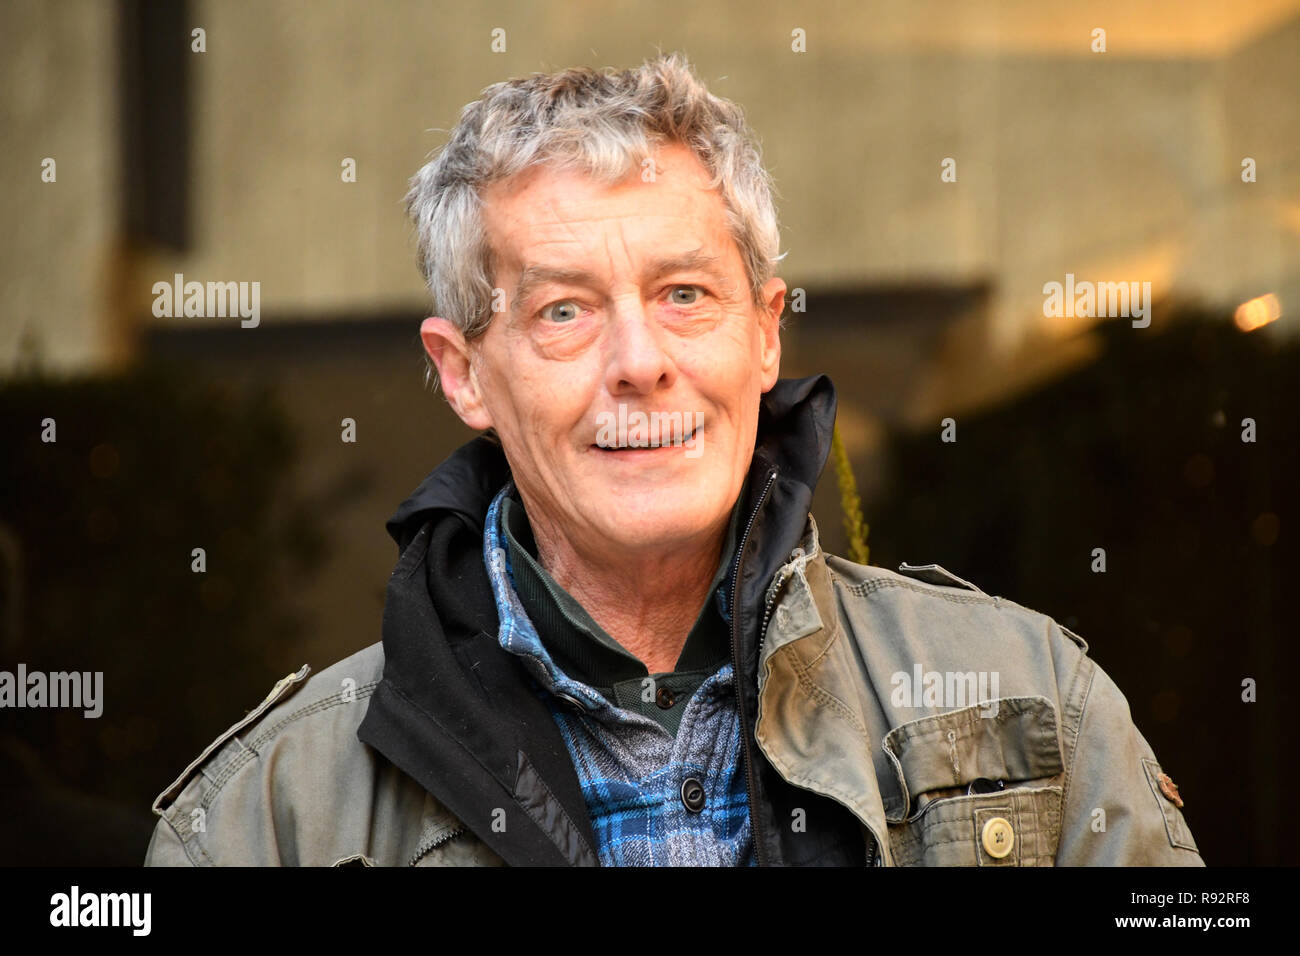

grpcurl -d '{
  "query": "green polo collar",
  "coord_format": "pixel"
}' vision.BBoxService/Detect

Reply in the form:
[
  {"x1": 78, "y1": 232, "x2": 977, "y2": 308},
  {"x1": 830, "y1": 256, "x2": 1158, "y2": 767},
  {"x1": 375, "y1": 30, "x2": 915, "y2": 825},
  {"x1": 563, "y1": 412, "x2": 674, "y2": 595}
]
[{"x1": 500, "y1": 483, "x2": 745, "y2": 734}]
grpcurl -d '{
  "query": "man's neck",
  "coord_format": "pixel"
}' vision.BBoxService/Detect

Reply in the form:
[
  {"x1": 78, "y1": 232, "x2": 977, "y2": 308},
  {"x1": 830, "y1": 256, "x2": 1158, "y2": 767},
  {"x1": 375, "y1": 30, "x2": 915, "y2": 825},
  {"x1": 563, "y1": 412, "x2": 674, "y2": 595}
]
[{"x1": 527, "y1": 518, "x2": 731, "y2": 675}]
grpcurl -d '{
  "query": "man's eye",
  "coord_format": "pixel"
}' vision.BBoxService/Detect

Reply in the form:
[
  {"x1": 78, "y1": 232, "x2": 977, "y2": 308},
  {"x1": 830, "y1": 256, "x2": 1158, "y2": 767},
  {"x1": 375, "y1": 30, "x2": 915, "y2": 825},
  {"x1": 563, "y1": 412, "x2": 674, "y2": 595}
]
[
  {"x1": 540, "y1": 300, "x2": 581, "y2": 323},
  {"x1": 669, "y1": 285, "x2": 705, "y2": 306}
]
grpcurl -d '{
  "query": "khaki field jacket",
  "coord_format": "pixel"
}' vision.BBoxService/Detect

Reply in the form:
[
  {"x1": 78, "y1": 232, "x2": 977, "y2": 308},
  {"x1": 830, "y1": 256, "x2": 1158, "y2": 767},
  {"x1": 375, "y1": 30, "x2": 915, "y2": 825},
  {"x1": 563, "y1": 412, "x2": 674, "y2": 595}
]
[{"x1": 145, "y1": 512, "x2": 1202, "y2": 866}]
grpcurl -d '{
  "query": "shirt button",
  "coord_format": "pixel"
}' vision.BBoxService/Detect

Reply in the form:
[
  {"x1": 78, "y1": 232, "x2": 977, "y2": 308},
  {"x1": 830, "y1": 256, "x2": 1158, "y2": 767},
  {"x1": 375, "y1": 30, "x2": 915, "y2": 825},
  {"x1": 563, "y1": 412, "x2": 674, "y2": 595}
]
[
  {"x1": 680, "y1": 777, "x2": 706, "y2": 813},
  {"x1": 980, "y1": 816, "x2": 1015, "y2": 859},
  {"x1": 655, "y1": 686, "x2": 676, "y2": 709}
]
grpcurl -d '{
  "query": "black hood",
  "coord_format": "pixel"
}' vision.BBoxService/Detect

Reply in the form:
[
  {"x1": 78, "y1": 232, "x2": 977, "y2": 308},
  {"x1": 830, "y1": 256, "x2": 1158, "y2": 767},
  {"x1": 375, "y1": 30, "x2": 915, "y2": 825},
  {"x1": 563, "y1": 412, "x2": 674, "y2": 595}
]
[{"x1": 359, "y1": 374, "x2": 847, "y2": 867}]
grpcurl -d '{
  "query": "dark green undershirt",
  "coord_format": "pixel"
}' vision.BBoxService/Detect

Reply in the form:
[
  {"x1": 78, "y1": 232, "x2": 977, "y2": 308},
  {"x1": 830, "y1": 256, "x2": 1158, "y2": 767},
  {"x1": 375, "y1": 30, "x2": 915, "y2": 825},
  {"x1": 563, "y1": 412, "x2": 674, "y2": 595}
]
[{"x1": 501, "y1": 484, "x2": 745, "y2": 736}]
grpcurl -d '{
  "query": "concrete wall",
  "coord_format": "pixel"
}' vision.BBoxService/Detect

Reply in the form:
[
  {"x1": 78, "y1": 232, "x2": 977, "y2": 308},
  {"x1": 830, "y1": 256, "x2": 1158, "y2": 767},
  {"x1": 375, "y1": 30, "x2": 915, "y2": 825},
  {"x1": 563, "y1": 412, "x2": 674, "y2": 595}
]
[
  {"x1": 1, "y1": 0, "x2": 118, "y2": 374},
  {"x1": 2, "y1": 0, "x2": 1297, "y2": 371}
]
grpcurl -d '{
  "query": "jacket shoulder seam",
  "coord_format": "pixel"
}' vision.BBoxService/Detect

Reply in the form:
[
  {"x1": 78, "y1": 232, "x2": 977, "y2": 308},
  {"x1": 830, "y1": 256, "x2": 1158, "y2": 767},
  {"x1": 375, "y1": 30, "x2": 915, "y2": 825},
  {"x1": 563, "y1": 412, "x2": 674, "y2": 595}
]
[
  {"x1": 200, "y1": 681, "x2": 380, "y2": 808},
  {"x1": 154, "y1": 806, "x2": 213, "y2": 866},
  {"x1": 1059, "y1": 653, "x2": 1098, "y2": 827},
  {"x1": 841, "y1": 574, "x2": 998, "y2": 607}
]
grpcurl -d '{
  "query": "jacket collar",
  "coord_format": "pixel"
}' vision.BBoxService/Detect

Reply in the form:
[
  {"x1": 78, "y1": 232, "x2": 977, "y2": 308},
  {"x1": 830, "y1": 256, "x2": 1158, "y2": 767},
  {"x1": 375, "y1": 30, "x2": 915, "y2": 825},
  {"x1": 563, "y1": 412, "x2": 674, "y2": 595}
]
[
  {"x1": 359, "y1": 375, "x2": 839, "y2": 866},
  {"x1": 752, "y1": 513, "x2": 893, "y2": 863},
  {"x1": 723, "y1": 375, "x2": 843, "y2": 865}
]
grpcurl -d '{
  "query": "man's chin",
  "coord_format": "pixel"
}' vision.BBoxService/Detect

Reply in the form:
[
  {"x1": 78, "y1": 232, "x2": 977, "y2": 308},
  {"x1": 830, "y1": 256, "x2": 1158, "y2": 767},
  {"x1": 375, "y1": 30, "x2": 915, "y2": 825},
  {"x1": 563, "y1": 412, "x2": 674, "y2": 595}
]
[
  {"x1": 597, "y1": 525, "x2": 721, "y2": 558},
  {"x1": 583, "y1": 500, "x2": 727, "y2": 550},
  {"x1": 584, "y1": 470, "x2": 718, "y2": 510}
]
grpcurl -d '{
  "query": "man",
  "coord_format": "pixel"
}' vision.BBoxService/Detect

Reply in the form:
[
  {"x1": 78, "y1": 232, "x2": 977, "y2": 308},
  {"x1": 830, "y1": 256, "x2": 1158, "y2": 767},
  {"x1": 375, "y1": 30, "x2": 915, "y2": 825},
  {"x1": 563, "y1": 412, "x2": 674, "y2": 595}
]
[{"x1": 144, "y1": 53, "x2": 1203, "y2": 867}]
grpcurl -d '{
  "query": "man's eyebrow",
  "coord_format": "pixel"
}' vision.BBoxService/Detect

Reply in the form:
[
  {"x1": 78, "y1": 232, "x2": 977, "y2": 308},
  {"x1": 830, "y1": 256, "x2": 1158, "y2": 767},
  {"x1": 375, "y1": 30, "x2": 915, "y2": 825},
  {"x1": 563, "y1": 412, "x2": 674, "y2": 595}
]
[{"x1": 511, "y1": 249, "x2": 729, "y2": 310}]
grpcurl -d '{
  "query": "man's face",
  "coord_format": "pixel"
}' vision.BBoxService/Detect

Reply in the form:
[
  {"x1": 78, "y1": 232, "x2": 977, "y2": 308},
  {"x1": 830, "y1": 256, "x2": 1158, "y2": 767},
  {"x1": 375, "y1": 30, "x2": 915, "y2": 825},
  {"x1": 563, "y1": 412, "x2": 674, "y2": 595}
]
[{"x1": 427, "y1": 141, "x2": 784, "y2": 560}]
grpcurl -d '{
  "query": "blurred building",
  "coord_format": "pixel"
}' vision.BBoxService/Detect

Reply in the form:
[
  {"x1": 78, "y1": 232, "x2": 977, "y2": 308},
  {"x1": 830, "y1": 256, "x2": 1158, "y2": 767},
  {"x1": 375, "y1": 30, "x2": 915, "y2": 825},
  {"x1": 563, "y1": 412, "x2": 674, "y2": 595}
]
[{"x1": 4, "y1": 0, "x2": 1297, "y2": 529}]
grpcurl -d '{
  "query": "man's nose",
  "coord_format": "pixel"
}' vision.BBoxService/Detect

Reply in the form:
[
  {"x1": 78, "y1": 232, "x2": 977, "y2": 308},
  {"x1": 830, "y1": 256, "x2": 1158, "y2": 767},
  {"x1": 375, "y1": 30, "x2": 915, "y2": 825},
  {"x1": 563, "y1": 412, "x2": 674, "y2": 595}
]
[{"x1": 604, "y1": 297, "x2": 675, "y2": 395}]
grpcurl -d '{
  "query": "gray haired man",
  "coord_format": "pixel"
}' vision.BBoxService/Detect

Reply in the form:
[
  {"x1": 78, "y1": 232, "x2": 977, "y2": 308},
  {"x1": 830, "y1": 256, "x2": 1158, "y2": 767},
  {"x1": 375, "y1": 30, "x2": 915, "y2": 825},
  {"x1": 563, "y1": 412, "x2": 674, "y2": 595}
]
[{"x1": 145, "y1": 54, "x2": 1203, "y2": 867}]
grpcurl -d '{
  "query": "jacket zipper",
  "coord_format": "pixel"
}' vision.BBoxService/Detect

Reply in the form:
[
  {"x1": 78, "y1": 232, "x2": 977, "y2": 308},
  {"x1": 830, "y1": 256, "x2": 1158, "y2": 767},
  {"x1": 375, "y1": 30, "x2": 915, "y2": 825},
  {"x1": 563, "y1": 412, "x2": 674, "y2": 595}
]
[
  {"x1": 745, "y1": 480, "x2": 884, "y2": 868},
  {"x1": 730, "y1": 467, "x2": 778, "y2": 867},
  {"x1": 757, "y1": 572, "x2": 781, "y2": 657},
  {"x1": 408, "y1": 822, "x2": 467, "y2": 866}
]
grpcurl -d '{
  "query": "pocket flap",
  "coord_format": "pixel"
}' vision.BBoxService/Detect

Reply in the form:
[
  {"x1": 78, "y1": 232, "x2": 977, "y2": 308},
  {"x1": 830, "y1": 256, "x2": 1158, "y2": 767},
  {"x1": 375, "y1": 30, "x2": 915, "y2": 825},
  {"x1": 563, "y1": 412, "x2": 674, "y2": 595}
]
[{"x1": 882, "y1": 695, "x2": 1064, "y2": 823}]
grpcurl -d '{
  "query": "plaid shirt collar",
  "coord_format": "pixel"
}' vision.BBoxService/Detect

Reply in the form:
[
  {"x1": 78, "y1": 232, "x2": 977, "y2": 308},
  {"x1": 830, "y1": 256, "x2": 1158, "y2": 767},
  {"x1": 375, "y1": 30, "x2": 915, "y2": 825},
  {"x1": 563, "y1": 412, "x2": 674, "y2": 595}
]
[{"x1": 483, "y1": 479, "x2": 667, "y2": 730}]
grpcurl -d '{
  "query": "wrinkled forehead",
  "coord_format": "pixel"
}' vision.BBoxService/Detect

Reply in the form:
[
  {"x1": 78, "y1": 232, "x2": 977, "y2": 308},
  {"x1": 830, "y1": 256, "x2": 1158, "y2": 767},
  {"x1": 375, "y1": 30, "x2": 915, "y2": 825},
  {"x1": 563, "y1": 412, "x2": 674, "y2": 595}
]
[{"x1": 479, "y1": 144, "x2": 740, "y2": 281}]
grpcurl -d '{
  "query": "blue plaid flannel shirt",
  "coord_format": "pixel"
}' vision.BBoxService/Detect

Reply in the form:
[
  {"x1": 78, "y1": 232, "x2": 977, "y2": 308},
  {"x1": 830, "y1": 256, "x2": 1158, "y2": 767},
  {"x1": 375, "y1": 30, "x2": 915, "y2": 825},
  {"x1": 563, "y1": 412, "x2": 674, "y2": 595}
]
[{"x1": 483, "y1": 482, "x2": 756, "y2": 866}]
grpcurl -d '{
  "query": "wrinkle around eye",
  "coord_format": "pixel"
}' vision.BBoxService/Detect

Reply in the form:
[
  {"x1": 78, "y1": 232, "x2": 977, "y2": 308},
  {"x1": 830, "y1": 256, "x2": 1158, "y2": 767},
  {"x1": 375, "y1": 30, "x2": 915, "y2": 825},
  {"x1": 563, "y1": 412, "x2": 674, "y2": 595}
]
[
  {"x1": 657, "y1": 295, "x2": 725, "y2": 335},
  {"x1": 530, "y1": 310, "x2": 600, "y2": 360}
]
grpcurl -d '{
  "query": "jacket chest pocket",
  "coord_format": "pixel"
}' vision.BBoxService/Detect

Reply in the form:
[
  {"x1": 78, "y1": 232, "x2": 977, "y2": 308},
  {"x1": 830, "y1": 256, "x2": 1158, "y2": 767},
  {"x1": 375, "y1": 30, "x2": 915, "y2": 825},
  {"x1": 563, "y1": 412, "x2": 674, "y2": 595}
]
[{"x1": 881, "y1": 696, "x2": 1066, "y2": 867}]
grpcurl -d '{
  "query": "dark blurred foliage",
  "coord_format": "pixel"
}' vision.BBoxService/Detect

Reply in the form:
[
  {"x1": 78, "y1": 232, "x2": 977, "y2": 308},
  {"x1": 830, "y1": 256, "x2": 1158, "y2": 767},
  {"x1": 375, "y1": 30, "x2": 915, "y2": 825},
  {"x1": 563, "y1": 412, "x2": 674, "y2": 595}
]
[
  {"x1": 865, "y1": 308, "x2": 1298, "y2": 865},
  {"x1": 0, "y1": 359, "x2": 327, "y2": 864}
]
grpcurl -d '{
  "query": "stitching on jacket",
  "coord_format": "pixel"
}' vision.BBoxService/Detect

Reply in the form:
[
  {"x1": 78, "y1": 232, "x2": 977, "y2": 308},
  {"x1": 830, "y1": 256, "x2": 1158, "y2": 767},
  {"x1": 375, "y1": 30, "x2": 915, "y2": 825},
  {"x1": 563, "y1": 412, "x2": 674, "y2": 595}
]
[
  {"x1": 908, "y1": 783, "x2": 1063, "y2": 826},
  {"x1": 157, "y1": 807, "x2": 212, "y2": 866},
  {"x1": 1058, "y1": 656, "x2": 1097, "y2": 840},
  {"x1": 757, "y1": 748, "x2": 878, "y2": 843},
  {"x1": 894, "y1": 788, "x2": 1060, "y2": 857},
  {"x1": 158, "y1": 799, "x2": 215, "y2": 866},
  {"x1": 785, "y1": 645, "x2": 868, "y2": 736},
  {"x1": 189, "y1": 833, "x2": 213, "y2": 866},
  {"x1": 843, "y1": 576, "x2": 996, "y2": 606},
  {"x1": 1013, "y1": 799, "x2": 1026, "y2": 865},
  {"x1": 754, "y1": 698, "x2": 882, "y2": 846},
  {"x1": 1059, "y1": 649, "x2": 1093, "y2": 776},
  {"x1": 244, "y1": 682, "x2": 380, "y2": 752},
  {"x1": 514, "y1": 749, "x2": 598, "y2": 867},
  {"x1": 800, "y1": 625, "x2": 836, "y2": 671},
  {"x1": 201, "y1": 682, "x2": 380, "y2": 806},
  {"x1": 886, "y1": 694, "x2": 1057, "y2": 742},
  {"x1": 791, "y1": 563, "x2": 839, "y2": 672}
]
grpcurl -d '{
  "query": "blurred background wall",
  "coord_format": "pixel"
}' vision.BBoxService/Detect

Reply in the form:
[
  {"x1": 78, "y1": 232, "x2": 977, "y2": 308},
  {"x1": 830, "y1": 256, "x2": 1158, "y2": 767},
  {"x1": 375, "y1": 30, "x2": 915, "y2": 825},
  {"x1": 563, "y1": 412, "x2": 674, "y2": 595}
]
[{"x1": 2, "y1": 0, "x2": 1297, "y2": 864}]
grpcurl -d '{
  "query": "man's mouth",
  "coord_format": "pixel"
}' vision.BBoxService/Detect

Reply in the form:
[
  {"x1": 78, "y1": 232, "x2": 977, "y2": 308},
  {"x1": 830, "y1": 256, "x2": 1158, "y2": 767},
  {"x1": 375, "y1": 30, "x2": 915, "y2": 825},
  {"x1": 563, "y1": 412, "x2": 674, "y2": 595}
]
[{"x1": 593, "y1": 422, "x2": 701, "y2": 451}]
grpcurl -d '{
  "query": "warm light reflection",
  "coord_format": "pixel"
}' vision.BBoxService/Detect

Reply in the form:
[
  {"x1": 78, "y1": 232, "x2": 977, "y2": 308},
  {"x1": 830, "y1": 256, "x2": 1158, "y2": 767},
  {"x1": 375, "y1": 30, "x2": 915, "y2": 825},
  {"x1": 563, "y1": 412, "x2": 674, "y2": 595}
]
[{"x1": 1234, "y1": 293, "x2": 1282, "y2": 332}]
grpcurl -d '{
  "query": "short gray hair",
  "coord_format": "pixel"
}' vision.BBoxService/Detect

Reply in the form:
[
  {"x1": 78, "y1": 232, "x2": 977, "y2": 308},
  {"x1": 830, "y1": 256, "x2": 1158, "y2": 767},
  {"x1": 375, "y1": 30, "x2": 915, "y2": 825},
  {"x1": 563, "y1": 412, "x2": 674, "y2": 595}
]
[{"x1": 404, "y1": 51, "x2": 784, "y2": 390}]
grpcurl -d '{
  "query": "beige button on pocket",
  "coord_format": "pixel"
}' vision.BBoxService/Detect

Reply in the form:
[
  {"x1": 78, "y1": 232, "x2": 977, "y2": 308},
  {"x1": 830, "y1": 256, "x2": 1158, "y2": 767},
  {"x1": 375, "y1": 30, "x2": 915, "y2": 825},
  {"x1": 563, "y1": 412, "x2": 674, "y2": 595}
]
[{"x1": 981, "y1": 816, "x2": 1015, "y2": 859}]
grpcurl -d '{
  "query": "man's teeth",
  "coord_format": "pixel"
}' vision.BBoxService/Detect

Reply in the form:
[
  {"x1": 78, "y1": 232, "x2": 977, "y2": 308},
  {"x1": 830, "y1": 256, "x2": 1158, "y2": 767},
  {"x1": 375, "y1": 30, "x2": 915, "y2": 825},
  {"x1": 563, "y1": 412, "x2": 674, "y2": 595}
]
[{"x1": 598, "y1": 427, "x2": 697, "y2": 449}]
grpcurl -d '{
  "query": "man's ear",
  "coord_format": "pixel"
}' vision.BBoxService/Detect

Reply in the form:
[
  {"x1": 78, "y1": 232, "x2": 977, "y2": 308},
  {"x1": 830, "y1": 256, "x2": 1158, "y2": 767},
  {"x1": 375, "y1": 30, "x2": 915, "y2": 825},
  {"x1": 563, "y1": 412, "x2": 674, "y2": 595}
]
[
  {"x1": 758, "y1": 277, "x2": 785, "y2": 392},
  {"x1": 420, "y1": 316, "x2": 494, "y2": 431}
]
